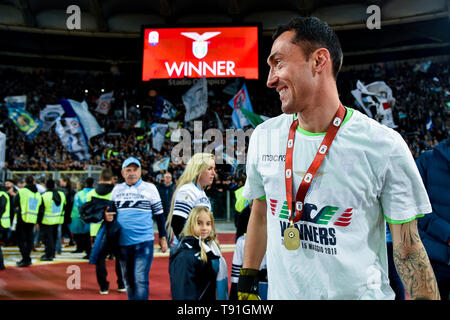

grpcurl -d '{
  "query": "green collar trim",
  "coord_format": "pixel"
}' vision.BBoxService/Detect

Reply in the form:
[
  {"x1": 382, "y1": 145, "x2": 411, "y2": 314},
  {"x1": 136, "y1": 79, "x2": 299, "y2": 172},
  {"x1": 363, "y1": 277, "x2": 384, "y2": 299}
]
[{"x1": 294, "y1": 107, "x2": 354, "y2": 136}]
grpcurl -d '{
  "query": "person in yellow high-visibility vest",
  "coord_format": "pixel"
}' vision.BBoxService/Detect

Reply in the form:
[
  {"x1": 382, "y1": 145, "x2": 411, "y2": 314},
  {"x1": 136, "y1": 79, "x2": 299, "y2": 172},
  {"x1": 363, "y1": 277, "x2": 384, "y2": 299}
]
[
  {"x1": 86, "y1": 168, "x2": 125, "y2": 294},
  {"x1": 0, "y1": 185, "x2": 11, "y2": 270},
  {"x1": 13, "y1": 176, "x2": 43, "y2": 267},
  {"x1": 37, "y1": 179, "x2": 66, "y2": 262}
]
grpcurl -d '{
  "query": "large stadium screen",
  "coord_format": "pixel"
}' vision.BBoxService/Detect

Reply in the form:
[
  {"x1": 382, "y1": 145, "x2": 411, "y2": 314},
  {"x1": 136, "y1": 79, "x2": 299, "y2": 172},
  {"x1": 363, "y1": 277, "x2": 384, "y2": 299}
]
[{"x1": 141, "y1": 26, "x2": 259, "y2": 81}]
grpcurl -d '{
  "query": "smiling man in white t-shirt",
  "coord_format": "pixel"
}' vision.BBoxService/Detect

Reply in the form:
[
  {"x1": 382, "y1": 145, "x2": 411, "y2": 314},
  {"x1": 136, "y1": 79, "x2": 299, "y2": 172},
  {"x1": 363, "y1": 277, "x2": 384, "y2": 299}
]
[{"x1": 238, "y1": 16, "x2": 440, "y2": 300}]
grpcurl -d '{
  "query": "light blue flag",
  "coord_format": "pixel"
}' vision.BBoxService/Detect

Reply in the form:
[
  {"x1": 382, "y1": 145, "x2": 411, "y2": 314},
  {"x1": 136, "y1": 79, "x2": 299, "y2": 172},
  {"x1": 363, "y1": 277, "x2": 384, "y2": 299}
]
[
  {"x1": 228, "y1": 83, "x2": 253, "y2": 129},
  {"x1": 152, "y1": 157, "x2": 170, "y2": 172},
  {"x1": 60, "y1": 99, "x2": 104, "y2": 140}
]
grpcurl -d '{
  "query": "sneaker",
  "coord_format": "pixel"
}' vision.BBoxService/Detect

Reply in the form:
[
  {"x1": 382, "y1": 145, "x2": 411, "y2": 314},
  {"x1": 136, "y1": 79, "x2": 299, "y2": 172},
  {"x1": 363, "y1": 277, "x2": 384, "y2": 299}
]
[
  {"x1": 99, "y1": 289, "x2": 109, "y2": 295},
  {"x1": 117, "y1": 287, "x2": 127, "y2": 293}
]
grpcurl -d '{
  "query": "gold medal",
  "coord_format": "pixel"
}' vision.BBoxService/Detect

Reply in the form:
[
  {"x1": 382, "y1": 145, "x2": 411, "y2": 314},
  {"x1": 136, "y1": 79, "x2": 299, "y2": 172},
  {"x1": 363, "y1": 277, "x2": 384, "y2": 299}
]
[{"x1": 284, "y1": 223, "x2": 300, "y2": 250}]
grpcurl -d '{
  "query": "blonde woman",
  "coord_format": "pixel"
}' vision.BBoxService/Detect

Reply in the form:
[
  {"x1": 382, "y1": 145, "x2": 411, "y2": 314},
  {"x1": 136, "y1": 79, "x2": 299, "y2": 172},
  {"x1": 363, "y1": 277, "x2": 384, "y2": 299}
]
[
  {"x1": 169, "y1": 206, "x2": 226, "y2": 300},
  {"x1": 166, "y1": 153, "x2": 216, "y2": 241}
]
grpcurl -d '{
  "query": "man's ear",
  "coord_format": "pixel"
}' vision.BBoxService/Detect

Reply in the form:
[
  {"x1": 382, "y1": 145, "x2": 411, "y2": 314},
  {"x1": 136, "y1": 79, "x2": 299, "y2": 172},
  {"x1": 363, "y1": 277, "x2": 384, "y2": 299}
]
[{"x1": 312, "y1": 48, "x2": 331, "y2": 75}]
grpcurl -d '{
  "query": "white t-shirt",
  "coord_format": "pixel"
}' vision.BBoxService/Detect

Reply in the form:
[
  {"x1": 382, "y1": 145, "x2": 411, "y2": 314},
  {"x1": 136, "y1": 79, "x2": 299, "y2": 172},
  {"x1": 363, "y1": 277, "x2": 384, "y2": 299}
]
[
  {"x1": 112, "y1": 179, "x2": 164, "y2": 246},
  {"x1": 231, "y1": 234, "x2": 267, "y2": 284},
  {"x1": 172, "y1": 182, "x2": 211, "y2": 219},
  {"x1": 243, "y1": 108, "x2": 431, "y2": 300}
]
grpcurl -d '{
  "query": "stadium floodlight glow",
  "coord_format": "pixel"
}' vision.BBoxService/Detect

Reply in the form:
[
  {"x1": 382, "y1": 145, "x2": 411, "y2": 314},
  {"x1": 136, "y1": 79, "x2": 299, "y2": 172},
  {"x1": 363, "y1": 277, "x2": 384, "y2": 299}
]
[{"x1": 141, "y1": 25, "x2": 260, "y2": 80}]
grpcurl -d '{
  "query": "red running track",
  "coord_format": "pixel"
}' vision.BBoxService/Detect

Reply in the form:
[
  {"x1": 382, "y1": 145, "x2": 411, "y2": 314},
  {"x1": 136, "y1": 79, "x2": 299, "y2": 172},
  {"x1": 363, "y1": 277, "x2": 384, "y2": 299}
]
[{"x1": 0, "y1": 233, "x2": 235, "y2": 300}]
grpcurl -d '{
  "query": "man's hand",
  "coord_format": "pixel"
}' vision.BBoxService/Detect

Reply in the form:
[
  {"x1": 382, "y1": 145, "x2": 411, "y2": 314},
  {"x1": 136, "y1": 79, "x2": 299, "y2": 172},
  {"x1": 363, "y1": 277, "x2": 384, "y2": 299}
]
[
  {"x1": 104, "y1": 206, "x2": 116, "y2": 222},
  {"x1": 159, "y1": 236, "x2": 168, "y2": 253}
]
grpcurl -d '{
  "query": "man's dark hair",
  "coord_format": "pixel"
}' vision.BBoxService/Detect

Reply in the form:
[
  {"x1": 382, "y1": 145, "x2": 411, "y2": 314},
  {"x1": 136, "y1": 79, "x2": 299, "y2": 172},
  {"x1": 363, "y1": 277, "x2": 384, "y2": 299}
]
[
  {"x1": 84, "y1": 177, "x2": 95, "y2": 188},
  {"x1": 46, "y1": 179, "x2": 55, "y2": 190},
  {"x1": 100, "y1": 168, "x2": 114, "y2": 182},
  {"x1": 273, "y1": 16, "x2": 343, "y2": 79},
  {"x1": 25, "y1": 175, "x2": 34, "y2": 185}
]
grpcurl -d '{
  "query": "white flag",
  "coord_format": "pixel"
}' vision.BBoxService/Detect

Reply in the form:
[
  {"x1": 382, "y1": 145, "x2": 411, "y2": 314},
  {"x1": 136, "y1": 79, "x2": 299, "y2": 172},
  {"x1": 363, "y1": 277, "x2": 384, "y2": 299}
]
[
  {"x1": 351, "y1": 80, "x2": 397, "y2": 128},
  {"x1": 182, "y1": 77, "x2": 208, "y2": 122},
  {"x1": 40, "y1": 104, "x2": 65, "y2": 132},
  {"x1": 0, "y1": 131, "x2": 5, "y2": 170},
  {"x1": 150, "y1": 123, "x2": 169, "y2": 152},
  {"x1": 95, "y1": 91, "x2": 114, "y2": 115},
  {"x1": 63, "y1": 99, "x2": 104, "y2": 140}
]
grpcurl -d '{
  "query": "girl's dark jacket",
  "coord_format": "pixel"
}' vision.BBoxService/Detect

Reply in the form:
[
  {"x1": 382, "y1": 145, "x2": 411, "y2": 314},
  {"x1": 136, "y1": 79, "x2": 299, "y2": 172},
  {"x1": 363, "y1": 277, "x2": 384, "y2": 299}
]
[{"x1": 169, "y1": 236, "x2": 219, "y2": 300}]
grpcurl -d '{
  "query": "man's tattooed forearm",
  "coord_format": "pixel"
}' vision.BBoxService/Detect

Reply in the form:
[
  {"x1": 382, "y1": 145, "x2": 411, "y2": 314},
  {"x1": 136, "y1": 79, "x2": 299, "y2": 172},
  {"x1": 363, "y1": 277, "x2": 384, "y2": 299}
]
[{"x1": 392, "y1": 221, "x2": 440, "y2": 300}]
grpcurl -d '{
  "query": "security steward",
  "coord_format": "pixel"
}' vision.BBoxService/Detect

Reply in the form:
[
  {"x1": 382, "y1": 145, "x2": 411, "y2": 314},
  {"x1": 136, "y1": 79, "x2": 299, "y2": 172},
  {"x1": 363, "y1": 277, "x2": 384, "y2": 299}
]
[
  {"x1": 86, "y1": 168, "x2": 125, "y2": 294},
  {"x1": 14, "y1": 176, "x2": 42, "y2": 267},
  {"x1": 0, "y1": 185, "x2": 11, "y2": 270},
  {"x1": 38, "y1": 179, "x2": 66, "y2": 261}
]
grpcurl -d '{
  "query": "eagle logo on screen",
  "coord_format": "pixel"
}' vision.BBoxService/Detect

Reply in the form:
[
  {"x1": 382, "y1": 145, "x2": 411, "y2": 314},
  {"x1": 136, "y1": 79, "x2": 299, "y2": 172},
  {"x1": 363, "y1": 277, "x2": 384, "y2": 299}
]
[{"x1": 181, "y1": 32, "x2": 221, "y2": 59}]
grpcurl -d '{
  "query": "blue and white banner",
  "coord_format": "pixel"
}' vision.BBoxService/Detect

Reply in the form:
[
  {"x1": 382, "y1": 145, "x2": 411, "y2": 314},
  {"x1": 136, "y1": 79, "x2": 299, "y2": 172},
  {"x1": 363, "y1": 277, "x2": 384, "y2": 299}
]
[
  {"x1": 95, "y1": 91, "x2": 114, "y2": 115},
  {"x1": 60, "y1": 99, "x2": 104, "y2": 140},
  {"x1": 4, "y1": 95, "x2": 27, "y2": 110},
  {"x1": 54, "y1": 117, "x2": 90, "y2": 161},
  {"x1": 182, "y1": 77, "x2": 208, "y2": 122},
  {"x1": 39, "y1": 104, "x2": 65, "y2": 132},
  {"x1": 0, "y1": 131, "x2": 5, "y2": 170},
  {"x1": 228, "y1": 83, "x2": 253, "y2": 129},
  {"x1": 152, "y1": 157, "x2": 170, "y2": 172},
  {"x1": 150, "y1": 123, "x2": 169, "y2": 152},
  {"x1": 156, "y1": 95, "x2": 177, "y2": 120},
  {"x1": 7, "y1": 106, "x2": 42, "y2": 139}
]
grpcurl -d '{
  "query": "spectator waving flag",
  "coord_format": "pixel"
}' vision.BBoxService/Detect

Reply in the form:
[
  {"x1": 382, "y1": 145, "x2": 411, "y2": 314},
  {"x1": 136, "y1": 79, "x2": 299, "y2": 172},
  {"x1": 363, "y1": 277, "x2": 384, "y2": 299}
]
[
  {"x1": 95, "y1": 91, "x2": 114, "y2": 115},
  {"x1": 182, "y1": 77, "x2": 208, "y2": 122},
  {"x1": 228, "y1": 83, "x2": 253, "y2": 129},
  {"x1": 60, "y1": 99, "x2": 104, "y2": 140}
]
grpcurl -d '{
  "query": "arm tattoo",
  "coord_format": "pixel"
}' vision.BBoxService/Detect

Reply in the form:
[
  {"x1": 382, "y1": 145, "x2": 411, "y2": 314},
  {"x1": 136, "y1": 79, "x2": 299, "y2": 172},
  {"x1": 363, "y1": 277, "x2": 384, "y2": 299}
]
[{"x1": 392, "y1": 220, "x2": 440, "y2": 300}]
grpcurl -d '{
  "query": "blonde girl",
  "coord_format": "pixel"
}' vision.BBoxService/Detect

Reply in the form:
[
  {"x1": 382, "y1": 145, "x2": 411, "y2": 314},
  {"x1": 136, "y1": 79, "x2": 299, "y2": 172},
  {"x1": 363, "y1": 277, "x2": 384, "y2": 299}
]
[
  {"x1": 165, "y1": 152, "x2": 216, "y2": 242},
  {"x1": 169, "y1": 206, "x2": 227, "y2": 300}
]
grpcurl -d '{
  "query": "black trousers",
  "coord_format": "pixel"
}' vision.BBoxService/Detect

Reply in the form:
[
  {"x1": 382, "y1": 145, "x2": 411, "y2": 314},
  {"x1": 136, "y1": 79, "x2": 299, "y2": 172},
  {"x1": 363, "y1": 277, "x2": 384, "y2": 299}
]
[
  {"x1": 40, "y1": 224, "x2": 58, "y2": 258},
  {"x1": 95, "y1": 247, "x2": 124, "y2": 291},
  {"x1": 73, "y1": 233, "x2": 91, "y2": 254},
  {"x1": 16, "y1": 221, "x2": 34, "y2": 263}
]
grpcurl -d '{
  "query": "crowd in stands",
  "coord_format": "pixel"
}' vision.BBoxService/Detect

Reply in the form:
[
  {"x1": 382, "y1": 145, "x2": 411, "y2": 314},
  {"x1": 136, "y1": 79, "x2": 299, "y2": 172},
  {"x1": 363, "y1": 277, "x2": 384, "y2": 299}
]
[{"x1": 0, "y1": 58, "x2": 449, "y2": 184}]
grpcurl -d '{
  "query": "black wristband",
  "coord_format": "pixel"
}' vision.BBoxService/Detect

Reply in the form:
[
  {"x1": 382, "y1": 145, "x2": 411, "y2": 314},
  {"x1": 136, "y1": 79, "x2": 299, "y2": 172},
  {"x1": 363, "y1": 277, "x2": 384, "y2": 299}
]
[{"x1": 237, "y1": 268, "x2": 259, "y2": 294}]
